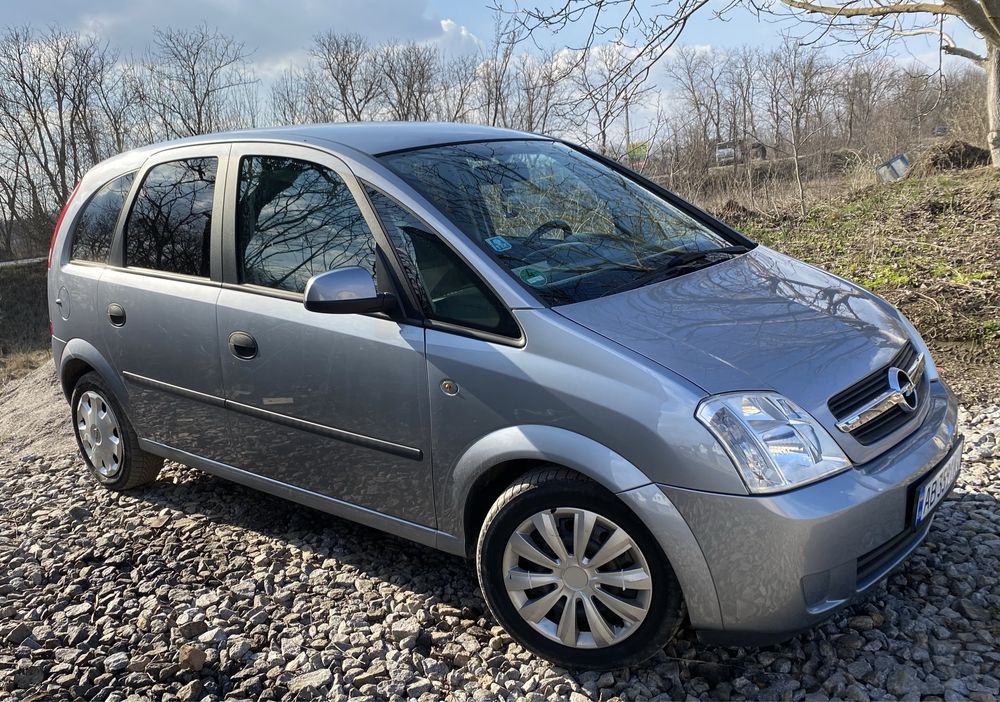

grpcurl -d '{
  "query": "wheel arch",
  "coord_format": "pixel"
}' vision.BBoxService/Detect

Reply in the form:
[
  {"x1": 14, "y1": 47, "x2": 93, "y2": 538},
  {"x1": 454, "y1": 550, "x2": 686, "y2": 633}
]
[
  {"x1": 440, "y1": 424, "x2": 652, "y2": 556},
  {"x1": 59, "y1": 338, "x2": 127, "y2": 406},
  {"x1": 441, "y1": 424, "x2": 724, "y2": 631}
]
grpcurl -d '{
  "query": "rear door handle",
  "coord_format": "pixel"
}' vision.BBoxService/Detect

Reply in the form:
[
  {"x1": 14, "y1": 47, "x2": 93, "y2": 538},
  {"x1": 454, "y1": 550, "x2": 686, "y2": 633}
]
[
  {"x1": 228, "y1": 331, "x2": 258, "y2": 360},
  {"x1": 107, "y1": 303, "x2": 126, "y2": 327}
]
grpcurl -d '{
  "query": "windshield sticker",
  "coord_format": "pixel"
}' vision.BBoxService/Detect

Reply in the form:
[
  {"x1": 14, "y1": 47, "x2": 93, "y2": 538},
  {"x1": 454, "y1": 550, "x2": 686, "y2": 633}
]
[
  {"x1": 516, "y1": 266, "x2": 547, "y2": 287},
  {"x1": 485, "y1": 235, "x2": 513, "y2": 253}
]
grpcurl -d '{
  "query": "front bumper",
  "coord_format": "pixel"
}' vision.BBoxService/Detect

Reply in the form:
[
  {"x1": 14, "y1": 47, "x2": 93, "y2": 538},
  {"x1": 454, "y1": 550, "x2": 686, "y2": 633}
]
[{"x1": 665, "y1": 378, "x2": 960, "y2": 645}]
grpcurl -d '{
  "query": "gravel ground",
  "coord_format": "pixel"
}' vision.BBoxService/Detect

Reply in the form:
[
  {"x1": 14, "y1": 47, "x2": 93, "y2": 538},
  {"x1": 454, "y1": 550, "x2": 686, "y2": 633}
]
[{"x1": 0, "y1": 364, "x2": 997, "y2": 702}]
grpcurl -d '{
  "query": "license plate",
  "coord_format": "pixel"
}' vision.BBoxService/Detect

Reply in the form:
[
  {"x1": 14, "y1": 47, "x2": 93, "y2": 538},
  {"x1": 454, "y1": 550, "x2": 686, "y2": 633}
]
[{"x1": 914, "y1": 446, "x2": 962, "y2": 524}]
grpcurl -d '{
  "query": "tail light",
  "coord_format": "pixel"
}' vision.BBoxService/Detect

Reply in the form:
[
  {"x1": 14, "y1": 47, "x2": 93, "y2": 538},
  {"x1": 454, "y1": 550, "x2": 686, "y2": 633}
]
[{"x1": 48, "y1": 183, "x2": 81, "y2": 269}]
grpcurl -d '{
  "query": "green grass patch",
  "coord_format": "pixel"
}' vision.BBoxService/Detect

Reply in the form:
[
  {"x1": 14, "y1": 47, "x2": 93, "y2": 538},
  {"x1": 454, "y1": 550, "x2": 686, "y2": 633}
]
[{"x1": 725, "y1": 169, "x2": 1000, "y2": 401}]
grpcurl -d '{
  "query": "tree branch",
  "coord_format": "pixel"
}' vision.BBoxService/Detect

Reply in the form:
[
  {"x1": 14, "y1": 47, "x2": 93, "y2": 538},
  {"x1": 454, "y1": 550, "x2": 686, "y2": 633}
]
[
  {"x1": 894, "y1": 27, "x2": 988, "y2": 62},
  {"x1": 943, "y1": 44, "x2": 989, "y2": 61},
  {"x1": 779, "y1": 0, "x2": 960, "y2": 19}
]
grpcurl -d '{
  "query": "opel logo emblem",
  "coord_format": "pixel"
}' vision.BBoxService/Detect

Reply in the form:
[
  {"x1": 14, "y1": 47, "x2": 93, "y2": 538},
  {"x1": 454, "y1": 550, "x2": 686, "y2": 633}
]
[{"x1": 888, "y1": 367, "x2": 918, "y2": 412}]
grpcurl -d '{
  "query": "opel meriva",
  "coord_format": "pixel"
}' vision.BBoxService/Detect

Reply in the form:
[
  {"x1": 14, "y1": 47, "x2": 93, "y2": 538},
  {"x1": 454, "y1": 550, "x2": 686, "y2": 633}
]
[{"x1": 48, "y1": 123, "x2": 961, "y2": 668}]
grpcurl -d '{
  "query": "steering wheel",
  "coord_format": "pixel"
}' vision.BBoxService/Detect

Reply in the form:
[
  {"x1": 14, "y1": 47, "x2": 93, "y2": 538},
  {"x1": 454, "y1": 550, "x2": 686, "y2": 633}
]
[{"x1": 527, "y1": 218, "x2": 573, "y2": 243}]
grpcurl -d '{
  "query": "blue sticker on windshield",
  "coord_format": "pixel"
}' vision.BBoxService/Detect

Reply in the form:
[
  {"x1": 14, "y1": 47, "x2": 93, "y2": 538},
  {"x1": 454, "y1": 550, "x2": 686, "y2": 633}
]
[{"x1": 485, "y1": 236, "x2": 513, "y2": 253}]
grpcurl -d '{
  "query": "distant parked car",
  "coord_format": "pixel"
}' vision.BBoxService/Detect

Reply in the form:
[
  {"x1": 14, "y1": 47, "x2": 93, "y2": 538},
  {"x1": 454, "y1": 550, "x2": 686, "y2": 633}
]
[
  {"x1": 48, "y1": 123, "x2": 961, "y2": 668},
  {"x1": 714, "y1": 139, "x2": 767, "y2": 165}
]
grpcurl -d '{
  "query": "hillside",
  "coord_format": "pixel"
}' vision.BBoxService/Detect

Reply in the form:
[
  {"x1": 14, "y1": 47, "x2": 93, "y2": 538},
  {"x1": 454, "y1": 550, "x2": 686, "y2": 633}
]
[
  {"x1": 719, "y1": 168, "x2": 999, "y2": 403},
  {"x1": 2, "y1": 170, "x2": 998, "y2": 400}
]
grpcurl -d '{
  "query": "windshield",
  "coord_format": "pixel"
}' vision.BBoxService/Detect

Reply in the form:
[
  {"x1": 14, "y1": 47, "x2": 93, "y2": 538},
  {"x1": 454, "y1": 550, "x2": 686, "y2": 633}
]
[{"x1": 379, "y1": 140, "x2": 748, "y2": 305}]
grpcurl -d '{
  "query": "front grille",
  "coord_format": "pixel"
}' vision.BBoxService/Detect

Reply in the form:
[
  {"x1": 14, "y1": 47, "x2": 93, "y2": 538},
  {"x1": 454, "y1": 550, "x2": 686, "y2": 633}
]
[{"x1": 828, "y1": 342, "x2": 923, "y2": 445}]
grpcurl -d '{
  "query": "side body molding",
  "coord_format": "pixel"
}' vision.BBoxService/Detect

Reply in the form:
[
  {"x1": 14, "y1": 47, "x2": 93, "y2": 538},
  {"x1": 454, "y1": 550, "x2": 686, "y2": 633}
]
[{"x1": 57, "y1": 337, "x2": 128, "y2": 406}]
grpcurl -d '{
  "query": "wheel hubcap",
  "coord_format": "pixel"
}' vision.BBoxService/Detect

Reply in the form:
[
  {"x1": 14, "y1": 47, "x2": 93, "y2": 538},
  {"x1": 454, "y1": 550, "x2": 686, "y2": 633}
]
[
  {"x1": 501, "y1": 507, "x2": 652, "y2": 649},
  {"x1": 76, "y1": 390, "x2": 123, "y2": 478}
]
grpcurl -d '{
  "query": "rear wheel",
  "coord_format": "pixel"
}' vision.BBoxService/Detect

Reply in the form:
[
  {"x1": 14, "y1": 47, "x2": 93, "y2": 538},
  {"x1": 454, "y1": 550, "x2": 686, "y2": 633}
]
[
  {"x1": 71, "y1": 372, "x2": 162, "y2": 490},
  {"x1": 476, "y1": 468, "x2": 685, "y2": 669}
]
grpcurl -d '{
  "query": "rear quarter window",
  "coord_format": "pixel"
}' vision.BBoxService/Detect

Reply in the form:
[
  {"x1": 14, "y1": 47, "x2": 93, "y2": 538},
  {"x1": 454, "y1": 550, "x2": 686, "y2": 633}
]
[{"x1": 70, "y1": 172, "x2": 135, "y2": 263}]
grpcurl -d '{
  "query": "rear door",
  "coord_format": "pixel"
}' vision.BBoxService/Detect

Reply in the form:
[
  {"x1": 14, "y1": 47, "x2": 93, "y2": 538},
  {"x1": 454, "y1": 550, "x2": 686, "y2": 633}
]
[
  {"x1": 99, "y1": 144, "x2": 231, "y2": 461},
  {"x1": 215, "y1": 143, "x2": 434, "y2": 526}
]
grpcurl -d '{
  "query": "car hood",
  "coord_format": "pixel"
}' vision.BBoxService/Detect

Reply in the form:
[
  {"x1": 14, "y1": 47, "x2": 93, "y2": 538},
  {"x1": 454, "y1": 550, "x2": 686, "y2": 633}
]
[{"x1": 555, "y1": 247, "x2": 910, "y2": 460}]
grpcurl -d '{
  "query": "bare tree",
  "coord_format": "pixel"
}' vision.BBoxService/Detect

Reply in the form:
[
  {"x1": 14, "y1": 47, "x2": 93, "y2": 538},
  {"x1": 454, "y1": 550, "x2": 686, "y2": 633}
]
[
  {"x1": 138, "y1": 24, "x2": 257, "y2": 138},
  {"x1": 309, "y1": 32, "x2": 384, "y2": 121},
  {"x1": 507, "y1": 50, "x2": 574, "y2": 133},
  {"x1": 379, "y1": 42, "x2": 437, "y2": 122},
  {"x1": 0, "y1": 27, "x2": 130, "y2": 254},
  {"x1": 504, "y1": 0, "x2": 1000, "y2": 166},
  {"x1": 270, "y1": 66, "x2": 313, "y2": 125},
  {"x1": 434, "y1": 53, "x2": 479, "y2": 122},
  {"x1": 574, "y1": 43, "x2": 653, "y2": 154},
  {"x1": 666, "y1": 47, "x2": 725, "y2": 164},
  {"x1": 761, "y1": 39, "x2": 835, "y2": 214},
  {"x1": 771, "y1": 0, "x2": 1000, "y2": 165},
  {"x1": 478, "y1": 20, "x2": 519, "y2": 127}
]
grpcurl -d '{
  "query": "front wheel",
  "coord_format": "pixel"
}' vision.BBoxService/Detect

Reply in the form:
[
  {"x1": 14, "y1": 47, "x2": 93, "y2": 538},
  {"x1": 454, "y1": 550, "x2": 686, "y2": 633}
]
[{"x1": 476, "y1": 468, "x2": 685, "y2": 669}]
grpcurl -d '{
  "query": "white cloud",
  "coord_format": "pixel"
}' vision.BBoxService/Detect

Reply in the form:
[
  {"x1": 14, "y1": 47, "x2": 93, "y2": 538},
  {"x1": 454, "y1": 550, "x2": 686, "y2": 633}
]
[
  {"x1": 7, "y1": 0, "x2": 459, "y2": 63},
  {"x1": 435, "y1": 18, "x2": 480, "y2": 55}
]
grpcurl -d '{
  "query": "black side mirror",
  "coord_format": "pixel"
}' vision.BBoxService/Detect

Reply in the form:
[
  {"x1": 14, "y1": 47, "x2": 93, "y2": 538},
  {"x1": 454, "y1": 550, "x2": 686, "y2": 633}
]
[{"x1": 303, "y1": 267, "x2": 395, "y2": 314}]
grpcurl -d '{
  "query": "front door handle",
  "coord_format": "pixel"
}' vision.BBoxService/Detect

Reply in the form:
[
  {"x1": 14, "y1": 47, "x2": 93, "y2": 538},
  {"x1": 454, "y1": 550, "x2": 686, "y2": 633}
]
[
  {"x1": 228, "y1": 331, "x2": 258, "y2": 360},
  {"x1": 107, "y1": 303, "x2": 126, "y2": 327}
]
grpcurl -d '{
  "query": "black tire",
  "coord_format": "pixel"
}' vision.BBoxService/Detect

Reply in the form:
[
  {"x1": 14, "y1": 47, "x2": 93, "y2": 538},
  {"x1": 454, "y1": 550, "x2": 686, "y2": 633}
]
[
  {"x1": 71, "y1": 371, "x2": 163, "y2": 490},
  {"x1": 476, "y1": 467, "x2": 685, "y2": 670}
]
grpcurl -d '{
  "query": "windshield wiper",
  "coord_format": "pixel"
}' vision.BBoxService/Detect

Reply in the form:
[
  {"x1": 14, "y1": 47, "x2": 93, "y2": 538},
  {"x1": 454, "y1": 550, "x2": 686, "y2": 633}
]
[
  {"x1": 662, "y1": 245, "x2": 751, "y2": 268},
  {"x1": 607, "y1": 245, "x2": 751, "y2": 295}
]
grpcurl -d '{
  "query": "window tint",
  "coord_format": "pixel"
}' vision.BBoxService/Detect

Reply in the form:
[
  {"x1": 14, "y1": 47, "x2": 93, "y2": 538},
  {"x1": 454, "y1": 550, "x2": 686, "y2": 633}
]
[
  {"x1": 70, "y1": 172, "x2": 135, "y2": 263},
  {"x1": 125, "y1": 158, "x2": 217, "y2": 277},
  {"x1": 236, "y1": 156, "x2": 375, "y2": 293},
  {"x1": 366, "y1": 187, "x2": 519, "y2": 338}
]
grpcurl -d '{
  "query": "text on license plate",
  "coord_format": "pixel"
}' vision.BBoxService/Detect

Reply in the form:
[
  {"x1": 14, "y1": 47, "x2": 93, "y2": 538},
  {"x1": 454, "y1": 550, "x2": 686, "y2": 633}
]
[{"x1": 914, "y1": 448, "x2": 962, "y2": 524}]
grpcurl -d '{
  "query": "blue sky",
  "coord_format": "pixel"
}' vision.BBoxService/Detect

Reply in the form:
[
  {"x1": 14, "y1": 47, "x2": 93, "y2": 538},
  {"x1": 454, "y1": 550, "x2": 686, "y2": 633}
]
[{"x1": 1, "y1": 0, "x2": 980, "y2": 78}]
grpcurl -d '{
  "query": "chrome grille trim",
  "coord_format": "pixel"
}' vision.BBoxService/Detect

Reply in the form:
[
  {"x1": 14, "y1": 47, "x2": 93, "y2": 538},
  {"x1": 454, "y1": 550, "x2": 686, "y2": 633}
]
[{"x1": 835, "y1": 353, "x2": 925, "y2": 433}]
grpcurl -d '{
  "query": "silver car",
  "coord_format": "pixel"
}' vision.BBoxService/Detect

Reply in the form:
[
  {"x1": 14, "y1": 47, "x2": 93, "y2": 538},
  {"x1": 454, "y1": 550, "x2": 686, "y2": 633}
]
[{"x1": 47, "y1": 123, "x2": 961, "y2": 669}]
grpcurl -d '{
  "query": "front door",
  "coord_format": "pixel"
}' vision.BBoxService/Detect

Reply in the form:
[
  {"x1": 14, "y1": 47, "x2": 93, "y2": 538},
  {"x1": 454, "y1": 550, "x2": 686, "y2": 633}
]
[
  {"x1": 100, "y1": 145, "x2": 231, "y2": 462},
  {"x1": 216, "y1": 144, "x2": 433, "y2": 526}
]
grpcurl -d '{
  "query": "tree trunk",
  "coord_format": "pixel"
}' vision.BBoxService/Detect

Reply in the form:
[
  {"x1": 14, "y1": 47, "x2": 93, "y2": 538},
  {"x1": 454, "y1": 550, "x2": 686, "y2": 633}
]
[{"x1": 988, "y1": 45, "x2": 1000, "y2": 167}]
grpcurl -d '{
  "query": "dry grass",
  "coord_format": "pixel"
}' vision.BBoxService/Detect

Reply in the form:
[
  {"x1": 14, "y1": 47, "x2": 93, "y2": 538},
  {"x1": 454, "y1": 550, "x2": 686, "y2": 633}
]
[{"x1": 0, "y1": 261, "x2": 50, "y2": 387}]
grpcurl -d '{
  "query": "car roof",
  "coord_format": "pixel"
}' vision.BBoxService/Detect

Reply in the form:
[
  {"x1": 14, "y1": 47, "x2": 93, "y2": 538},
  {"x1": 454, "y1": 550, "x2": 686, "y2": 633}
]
[
  {"x1": 149, "y1": 122, "x2": 546, "y2": 158},
  {"x1": 88, "y1": 122, "x2": 550, "y2": 183}
]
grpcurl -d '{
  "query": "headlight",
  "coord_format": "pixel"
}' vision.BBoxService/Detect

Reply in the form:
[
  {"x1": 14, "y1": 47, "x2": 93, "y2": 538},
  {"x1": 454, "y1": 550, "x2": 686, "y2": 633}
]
[
  {"x1": 696, "y1": 393, "x2": 851, "y2": 494},
  {"x1": 894, "y1": 311, "x2": 939, "y2": 381}
]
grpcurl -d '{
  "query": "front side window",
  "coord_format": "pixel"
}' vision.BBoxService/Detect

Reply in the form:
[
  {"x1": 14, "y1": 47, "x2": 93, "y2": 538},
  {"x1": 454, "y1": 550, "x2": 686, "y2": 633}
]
[
  {"x1": 70, "y1": 172, "x2": 135, "y2": 263},
  {"x1": 380, "y1": 140, "x2": 741, "y2": 305},
  {"x1": 125, "y1": 158, "x2": 217, "y2": 277},
  {"x1": 236, "y1": 156, "x2": 375, "y2": 293},
  {"x1": 366, "y1": 187, "x2": 519, "y2": 338}
]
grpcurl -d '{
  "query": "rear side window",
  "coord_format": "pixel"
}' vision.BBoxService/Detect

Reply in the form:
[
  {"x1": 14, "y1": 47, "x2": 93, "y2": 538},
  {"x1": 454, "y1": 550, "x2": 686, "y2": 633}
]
[
  {"x1": 124, "y1": 157, "x2": 217, "y2": 277},
  {"x1": 366, "y1": 187, "x2": 519, "y2": 339},
  {"x1": 235, "y1": 156, "x2": 375, "y2": 293},
  {"x1": 70, "y1": 172, "x2": 135, "y2": 263}
]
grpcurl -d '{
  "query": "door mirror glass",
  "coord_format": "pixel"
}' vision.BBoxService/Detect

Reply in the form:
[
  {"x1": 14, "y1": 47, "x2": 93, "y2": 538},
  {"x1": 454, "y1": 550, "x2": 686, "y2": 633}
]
[{"x1": 303, "y1": 267, "x2": 394, "y2": 314}]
